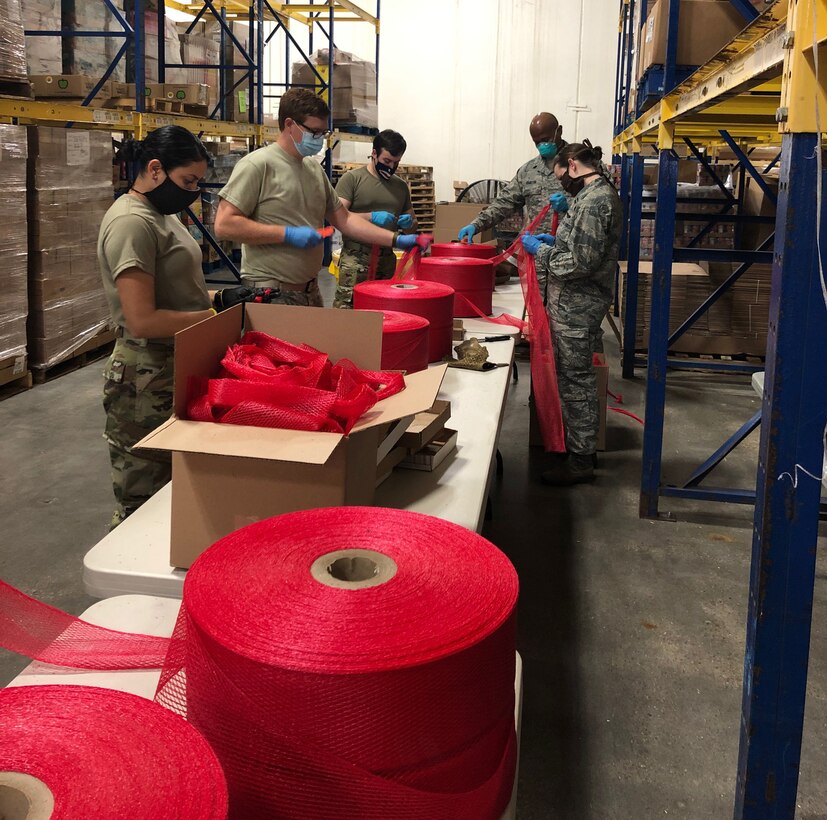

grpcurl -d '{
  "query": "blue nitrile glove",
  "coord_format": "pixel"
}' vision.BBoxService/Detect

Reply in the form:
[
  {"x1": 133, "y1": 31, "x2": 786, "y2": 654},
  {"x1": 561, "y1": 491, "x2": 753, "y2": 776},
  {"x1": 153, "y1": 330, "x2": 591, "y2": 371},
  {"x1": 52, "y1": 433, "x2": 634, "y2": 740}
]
[
  {"x1": 550, "y1": 192, "x2": 569, "y2": 213},
  {"x1": 458, "y1": 223, "x2": 476, "y2": 243},
  {"x1": 370, "y1": 210, "x2": 397, "y2": 228},
  {"x1": 283, "y1": 226, "x2": 323, "y2": 249},
  {"x1": 534, "y1": 233, "x2": 556, "y2": 247},
  {"x1": 397, "y1": 213, "x2": 414, "y2": 230},
  {"x1": 521, "y1": 234, "x2": 543, "y2": 256},
  {"x1": 395, "y1": 233, "x2": 432, "y2": 252}
]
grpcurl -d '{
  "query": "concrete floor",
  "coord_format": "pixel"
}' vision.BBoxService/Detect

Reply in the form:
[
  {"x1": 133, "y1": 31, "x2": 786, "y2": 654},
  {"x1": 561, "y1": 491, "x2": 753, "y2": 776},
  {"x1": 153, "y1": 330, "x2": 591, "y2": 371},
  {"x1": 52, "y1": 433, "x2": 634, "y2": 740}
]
[{"x1": 1, "y1": 318, "x2": 826, "y2": 818}]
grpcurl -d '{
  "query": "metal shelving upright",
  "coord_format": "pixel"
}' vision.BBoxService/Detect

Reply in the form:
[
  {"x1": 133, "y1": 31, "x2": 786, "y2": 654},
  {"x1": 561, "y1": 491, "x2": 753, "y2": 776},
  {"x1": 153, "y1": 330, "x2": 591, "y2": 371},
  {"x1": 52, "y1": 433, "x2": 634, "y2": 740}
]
[{"x1": 614, "y1": 0, "x2": 827, "y2": 815}]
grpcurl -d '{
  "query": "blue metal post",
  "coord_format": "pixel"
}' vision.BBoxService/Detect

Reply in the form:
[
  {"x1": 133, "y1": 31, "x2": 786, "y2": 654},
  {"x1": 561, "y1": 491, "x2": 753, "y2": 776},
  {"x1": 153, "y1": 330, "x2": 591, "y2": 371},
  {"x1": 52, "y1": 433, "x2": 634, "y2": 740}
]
[
  {"x1": 134, "y1": 0, "x2": 144, "y2": 111},
  {"x1": 157, "y1": 0, "x2": 165, "y2": 83},
  {"x1": 614, "y1": 0, "x2": 626, "y2": 135},
  {"x1": 663, "y1": 0, "x2": 681, "y2": 93},
  {"x1": 727, "y1": 0, "x2": 760, "y2": 22},
  {"x1": 623, "y1": 0, "x2": 637, "y2": 127},
  {"x1": 257, "y1": 0, "x2": 264, "y2": 125},
  {"x1": 619, "y1": 154, "x2": 630, "y2": 259},
  {"x1": 734, "y1": 132, "x2": 827, "y2": 818},
  {"x1": 622, "y1": 152, "x2": 645, "y2": 379},
  {"x1": 639, "y1": 149, "x2": 678, "y2": 517}
]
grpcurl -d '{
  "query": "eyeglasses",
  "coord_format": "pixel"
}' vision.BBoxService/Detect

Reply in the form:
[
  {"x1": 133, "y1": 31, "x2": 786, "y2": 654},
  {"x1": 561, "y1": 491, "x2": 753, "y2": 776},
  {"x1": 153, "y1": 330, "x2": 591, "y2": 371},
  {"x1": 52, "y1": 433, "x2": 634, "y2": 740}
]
[{"x1": 295, "y1": 120, "x2": 332, "y2": 140}]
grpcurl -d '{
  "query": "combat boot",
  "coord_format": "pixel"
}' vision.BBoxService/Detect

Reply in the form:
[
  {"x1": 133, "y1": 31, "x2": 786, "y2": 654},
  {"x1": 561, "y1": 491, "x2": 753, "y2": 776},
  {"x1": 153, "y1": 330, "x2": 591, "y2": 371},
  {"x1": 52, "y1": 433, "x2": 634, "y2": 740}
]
[{"x1": 541, "y1": 453, "x2": 595, "y2": 486}]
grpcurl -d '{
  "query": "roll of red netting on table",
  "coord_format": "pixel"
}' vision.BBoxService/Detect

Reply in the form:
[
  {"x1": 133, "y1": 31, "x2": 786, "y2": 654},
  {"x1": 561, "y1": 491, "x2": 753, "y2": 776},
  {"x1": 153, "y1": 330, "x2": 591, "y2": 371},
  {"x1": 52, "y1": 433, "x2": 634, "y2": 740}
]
[
  {"x1": 0, "y1": 685, "x2": 228, "y2": 819},
  {"x1": 354, "y1": 280, "x2": 454, "y2": 363},
  {"x1": 378, "y1": 310, "x2": 430, "y2": 373},
  {"x1": 416, "y1": 256, "x2": 495, "y2": 318},
  {"x1": 430, "y1": 242, "x2": 497, "y2": 260},
  {"x1": 155, "y1": 507, "x2": 519, "y2": 820}
]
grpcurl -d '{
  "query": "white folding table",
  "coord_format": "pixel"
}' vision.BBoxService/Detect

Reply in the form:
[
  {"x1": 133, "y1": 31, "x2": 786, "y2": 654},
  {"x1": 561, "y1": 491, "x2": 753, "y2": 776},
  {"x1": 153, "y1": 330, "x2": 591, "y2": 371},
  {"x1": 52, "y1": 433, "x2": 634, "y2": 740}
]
[
  {"x1": 82, "y1": 283, "x2": 527, "y2": 600},
  {"x1": 8, "y1": 595, "x2": 523, "y2": 820}
]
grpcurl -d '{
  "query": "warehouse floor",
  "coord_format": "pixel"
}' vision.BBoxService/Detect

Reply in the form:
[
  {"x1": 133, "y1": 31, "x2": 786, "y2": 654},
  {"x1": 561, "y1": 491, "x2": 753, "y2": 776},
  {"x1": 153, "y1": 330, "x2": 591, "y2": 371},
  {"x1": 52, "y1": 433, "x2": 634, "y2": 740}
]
[{"x1": 2, "y1": 294, "x2": 826, "y2": 818}]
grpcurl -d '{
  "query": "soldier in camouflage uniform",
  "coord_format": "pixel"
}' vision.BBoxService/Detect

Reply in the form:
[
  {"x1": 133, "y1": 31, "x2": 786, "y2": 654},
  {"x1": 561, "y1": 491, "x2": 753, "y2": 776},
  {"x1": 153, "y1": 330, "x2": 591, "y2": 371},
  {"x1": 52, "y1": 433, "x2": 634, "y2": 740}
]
[
  {"x1": 333, "y1": 129, "x2": 415, "y2": 308},
  {"x1": 458, "y1": 112, "x2": 568, "y2": 242},
  {"x1": 98, "y1": 125, "x2": 275, "y2": 528},
  {"x1": 522, "y1": 142, "x2": 622, "y2": 485}
]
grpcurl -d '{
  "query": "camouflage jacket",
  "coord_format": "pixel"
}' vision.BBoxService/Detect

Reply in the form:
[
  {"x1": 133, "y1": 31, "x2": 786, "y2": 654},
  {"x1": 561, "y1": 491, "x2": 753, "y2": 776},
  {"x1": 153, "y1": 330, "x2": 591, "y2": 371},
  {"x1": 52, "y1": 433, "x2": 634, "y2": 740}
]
[
  {"x1": 472, "y1": 156, "x2": 567, "y2": 234},
  {"x1": 536, "y1": 176, "x2": 622, "y2": 308}
]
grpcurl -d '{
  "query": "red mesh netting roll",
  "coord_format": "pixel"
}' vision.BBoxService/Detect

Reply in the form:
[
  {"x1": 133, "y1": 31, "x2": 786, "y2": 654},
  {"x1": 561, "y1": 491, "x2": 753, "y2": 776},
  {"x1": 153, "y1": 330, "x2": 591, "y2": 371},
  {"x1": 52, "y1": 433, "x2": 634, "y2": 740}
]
[
  {"x1": 430, "y1": 242, "x2": 497, "y2": 260},
  {"x1": 379, "y1": 309, "x2": 430, "y2": 373},
  {"x1": 416, "y1": 256, "x2": 495, "y2": 317},
  {"x1": 354, "y1": 280, "x2": 455, "y2": 363},
  {"x1": 155, "y1": 507, "x2": 519, "y2": 819},
  {"x1": 186, "y1": 332, "x2": 405, "y2": 434}
]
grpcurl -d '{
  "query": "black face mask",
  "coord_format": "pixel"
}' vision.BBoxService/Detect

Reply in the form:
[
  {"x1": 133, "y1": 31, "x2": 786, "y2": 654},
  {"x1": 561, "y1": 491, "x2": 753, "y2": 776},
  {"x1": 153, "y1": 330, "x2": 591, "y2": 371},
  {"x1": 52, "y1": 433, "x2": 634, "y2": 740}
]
[
  {"x1": 374, "y1": 157, "x2": 396, "y2": 180},
  {"x1": 560, "y1": 170, "x2": 598, "y2": 197},
  {"x1": 136, "y1": 173, "x2": 201, "y2": 215}
]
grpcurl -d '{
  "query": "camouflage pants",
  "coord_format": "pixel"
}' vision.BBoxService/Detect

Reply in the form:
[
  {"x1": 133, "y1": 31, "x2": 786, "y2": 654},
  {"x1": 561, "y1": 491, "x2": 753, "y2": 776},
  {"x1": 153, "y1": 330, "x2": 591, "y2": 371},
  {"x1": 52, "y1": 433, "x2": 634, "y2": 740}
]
[
  {"x1": 240, "y1": 276, "x2": 323, "y2": 307},
  {"x1": 334, "y1": 247, "x2": 396, "y2": 309},
  {"x1": 102, "y1": 338, "x2": 173, "y2": 529},
  {"x1": 547, "y1": 283, "x2": 612, "y2": 455}
]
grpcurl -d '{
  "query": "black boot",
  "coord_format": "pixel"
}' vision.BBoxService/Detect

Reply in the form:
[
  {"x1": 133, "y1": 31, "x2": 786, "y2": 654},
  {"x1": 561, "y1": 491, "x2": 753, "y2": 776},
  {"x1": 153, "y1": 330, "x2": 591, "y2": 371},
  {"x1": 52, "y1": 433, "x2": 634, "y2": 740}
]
[{"x1": 541, "y1": 454, "x2": 595, "y2": 486}]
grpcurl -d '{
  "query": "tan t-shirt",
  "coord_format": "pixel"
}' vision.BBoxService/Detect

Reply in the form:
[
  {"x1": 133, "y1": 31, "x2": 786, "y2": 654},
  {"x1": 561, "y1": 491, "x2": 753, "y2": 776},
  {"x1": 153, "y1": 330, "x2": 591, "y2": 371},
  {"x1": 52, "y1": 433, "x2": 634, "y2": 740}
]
[
  {"x1": 97, "y1": 194, "x2": 210, "y2": 338},
  {"x1": 218, "y1": 143, "x2": 341, "y2": 285},
  {"x1": 336, "y1": 166, "x2": 413, "y2": 254}
]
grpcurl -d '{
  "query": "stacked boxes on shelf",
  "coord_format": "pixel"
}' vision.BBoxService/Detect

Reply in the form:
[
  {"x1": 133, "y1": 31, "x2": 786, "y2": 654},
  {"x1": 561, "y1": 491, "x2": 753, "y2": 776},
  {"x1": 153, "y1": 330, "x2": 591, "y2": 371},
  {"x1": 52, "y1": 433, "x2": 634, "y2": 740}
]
[
  {"x1": 177, "y1": 21, "x2": 220, "y2": 113},
  {"x1": 21, "y1": 0, "x2": 62, "y2": 75},
  {"x1": 639, "y1": 183, "x2": 735, "y2": 260},
  {"x1": 0, "y1": 126, "x2": 29, "y2": 383},
  {"x1": 292, "y1": 48, "x2": 378, "y2": 130},
  {"x1": 27, "y1": 127, "x2": 113, "y2": 370},
  {"x1": 63, "y1": 0, "x2": 126, "y2": 82},
  {"x1": 332, "y1": 162, "x2": 435, "y2": 233},
  {"x1": 0, "y1": 0, "x2": 28, "y2": 91},
  {"x1": 618, "y1": 260, "x2": 771, "y2": 357}
]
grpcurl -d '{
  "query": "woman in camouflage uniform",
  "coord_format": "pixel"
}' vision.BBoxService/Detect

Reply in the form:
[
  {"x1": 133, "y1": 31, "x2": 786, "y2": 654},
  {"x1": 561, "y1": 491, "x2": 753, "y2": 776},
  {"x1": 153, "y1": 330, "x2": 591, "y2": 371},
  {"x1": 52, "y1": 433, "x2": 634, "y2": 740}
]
[
  {"x1": 98, "y1": 126, "x2": 270, "y2": 528},
  {"x1": 522, "y1": 142, "x2": 622, "y2": 486}
]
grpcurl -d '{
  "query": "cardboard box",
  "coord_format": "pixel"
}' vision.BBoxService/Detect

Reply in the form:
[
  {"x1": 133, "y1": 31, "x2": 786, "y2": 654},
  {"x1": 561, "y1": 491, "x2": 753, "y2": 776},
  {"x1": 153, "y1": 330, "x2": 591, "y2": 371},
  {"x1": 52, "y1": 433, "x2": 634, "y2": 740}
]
[
  {"x1": 163, "y1": 82, "x2": 209, "y2": 105},
  {"x1": 30, "y1": 75, "x2": 111, "y2": 98},
  {"x1": 136, "y1": 304, "x2": 446, "y2": 568},
  {"x1": 640, "y1": 0, "x2": 746, "y2": 76},
  {"x1": 434, "y1": 203, "x2": 494, "y2": 244},
  {"x1": 126, "y1": 82, "x2": 165, "y2": 99}
]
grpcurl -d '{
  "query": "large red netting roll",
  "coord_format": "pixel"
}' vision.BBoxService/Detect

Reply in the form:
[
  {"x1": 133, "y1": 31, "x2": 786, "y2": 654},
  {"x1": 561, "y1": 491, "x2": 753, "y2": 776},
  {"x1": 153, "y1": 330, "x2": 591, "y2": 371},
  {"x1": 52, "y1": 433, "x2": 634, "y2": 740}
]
[
  {"x1": 417, "y1": 256, "x2": 495, "y2": 317},
  {"x1": 155, "y1": 507, "x2": 519, "y2": 820},
  {"x1": 379, "y1": 309, "x2": 430, "y2": 373},
  {"x1": 354, "y1": 280, "x2": 454, "y2": 363},
  {"x1": 0, "y1": 685, "x2": 228, "y2": 819},
  {"x1": 430, "y1": 242, "x2": 497, "y2": 260}
]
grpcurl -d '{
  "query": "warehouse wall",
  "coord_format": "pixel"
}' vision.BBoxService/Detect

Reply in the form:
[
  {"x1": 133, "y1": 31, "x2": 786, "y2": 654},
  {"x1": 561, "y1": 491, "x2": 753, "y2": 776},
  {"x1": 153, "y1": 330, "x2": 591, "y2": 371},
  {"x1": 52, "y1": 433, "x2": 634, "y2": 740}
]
[{"x1": 263, "y1": 0, "x2": 618, "y2": 202}]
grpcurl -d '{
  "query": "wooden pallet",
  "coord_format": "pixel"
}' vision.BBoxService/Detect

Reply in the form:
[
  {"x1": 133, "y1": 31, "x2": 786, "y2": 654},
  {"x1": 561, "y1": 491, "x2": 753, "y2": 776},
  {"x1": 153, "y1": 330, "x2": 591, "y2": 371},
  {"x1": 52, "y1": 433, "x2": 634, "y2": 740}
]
[
  {"x1": 0, "y1": 81, "x2": 33, "y2": 99},
  {"x1": 31, "y1": 329, "x2": 115, "y2": 385},
  {"x1": 0, "y1": 353, "x2": 31, "y2": 399}
]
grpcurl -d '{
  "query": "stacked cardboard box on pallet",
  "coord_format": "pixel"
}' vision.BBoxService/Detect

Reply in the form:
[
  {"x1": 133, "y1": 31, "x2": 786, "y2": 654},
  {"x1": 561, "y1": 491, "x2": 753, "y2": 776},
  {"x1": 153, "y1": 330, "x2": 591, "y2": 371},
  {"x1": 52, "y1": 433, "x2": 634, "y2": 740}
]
[
  {"x1": 64, "y1": 0, "x2": 126, "y2": 81},
  {"x1": 27, "y1": 127, "x2": 113, "y2": 370},
  {"x1": 0, "y1": 126, "x2": 29, "y2": 384},
  {"x1": 21, "y1": 0, "x2": 62, "y2": 75},
  {"x1": 0, "y1": 0, "x2": 28, "y2": 92},
  {"x1": 618, "y1": 260, "x2": 771, "y2": 357},
  {"x1": 292, "y1": 48, "x2": 378, "y2": 130}
]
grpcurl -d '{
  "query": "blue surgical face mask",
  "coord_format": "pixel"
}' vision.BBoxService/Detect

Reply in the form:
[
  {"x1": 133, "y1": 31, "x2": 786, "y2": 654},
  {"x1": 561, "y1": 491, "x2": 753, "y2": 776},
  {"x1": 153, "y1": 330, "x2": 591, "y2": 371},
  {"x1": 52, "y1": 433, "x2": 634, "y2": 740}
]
[
  {"x1": 538, "y1": 142, "x2": 558, "y2": 159},
  {"x1": 292, "y1": 123, "x2": 325, "y2": 157}
]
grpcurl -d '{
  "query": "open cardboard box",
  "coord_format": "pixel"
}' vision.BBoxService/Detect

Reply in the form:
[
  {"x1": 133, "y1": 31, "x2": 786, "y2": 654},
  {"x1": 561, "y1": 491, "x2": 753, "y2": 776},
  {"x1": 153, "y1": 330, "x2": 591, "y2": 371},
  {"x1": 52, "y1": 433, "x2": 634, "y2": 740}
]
[{"x1": 137, "y1": 304, "x2": 446, "y2": 568}]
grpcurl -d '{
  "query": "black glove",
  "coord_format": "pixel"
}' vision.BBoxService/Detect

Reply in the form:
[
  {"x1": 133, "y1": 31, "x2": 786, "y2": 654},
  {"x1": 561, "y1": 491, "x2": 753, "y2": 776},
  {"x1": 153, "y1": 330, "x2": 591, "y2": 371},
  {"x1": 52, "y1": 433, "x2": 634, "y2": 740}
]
[{"x1": 213, "y1": 287, "x2": 277, "y2": 311}]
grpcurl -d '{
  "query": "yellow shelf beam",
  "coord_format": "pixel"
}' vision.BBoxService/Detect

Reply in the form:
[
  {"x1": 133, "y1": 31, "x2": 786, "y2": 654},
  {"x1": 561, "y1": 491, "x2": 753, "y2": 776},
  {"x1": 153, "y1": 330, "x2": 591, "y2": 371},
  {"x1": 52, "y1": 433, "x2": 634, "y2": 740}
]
[{"x1": 614, "y1": 2, "x2": 790, "y2": 151}]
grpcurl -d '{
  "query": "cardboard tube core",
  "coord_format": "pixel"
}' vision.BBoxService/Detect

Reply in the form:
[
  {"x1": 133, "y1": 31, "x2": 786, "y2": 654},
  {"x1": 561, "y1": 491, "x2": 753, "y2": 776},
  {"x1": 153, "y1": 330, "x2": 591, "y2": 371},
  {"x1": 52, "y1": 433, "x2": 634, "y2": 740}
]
[
  {"x1": 0, "y1": 773, "x2": 55, "y2": 820},
  {"x1": 311, "y1": 549, "x2": 398, "y2": 589},
  {"x1": 391, "y1": 283, "x2": 418, "y2": 290}
]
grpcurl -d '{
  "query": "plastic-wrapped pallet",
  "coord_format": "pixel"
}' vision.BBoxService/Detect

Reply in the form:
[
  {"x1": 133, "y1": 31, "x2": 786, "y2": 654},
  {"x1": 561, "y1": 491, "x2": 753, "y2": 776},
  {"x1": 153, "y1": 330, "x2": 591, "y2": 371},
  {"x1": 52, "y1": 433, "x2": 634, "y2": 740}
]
[
  {"x1": 64, "y1": 0, "x2": 127, "y2": 82},
  {"x1": 26, "y1": 127, "x2": 113, "y2": 370},
  {"x1": 179, "y1": 23, "x2": 220, "y2": 112},
  {"x1": 20, "y1": 0, "x2": 62, "y2": 75},
  {"x1": 0, "y1": 126, "x2": 28, "y2": 367},
  {"x1": 291, "y1": 48, "x2": 378, "y2": 129},
  {"x1": 0, "y1": 0, "x2": 28, "y2": 89}
]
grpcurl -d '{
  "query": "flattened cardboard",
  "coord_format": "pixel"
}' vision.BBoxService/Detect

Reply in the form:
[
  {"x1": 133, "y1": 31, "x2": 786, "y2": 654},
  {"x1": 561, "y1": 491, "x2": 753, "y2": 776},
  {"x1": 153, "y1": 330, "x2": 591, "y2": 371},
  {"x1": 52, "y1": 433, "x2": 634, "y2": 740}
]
[{"x1": 400, "y1": 400, "x2": 452, "y2": 450}]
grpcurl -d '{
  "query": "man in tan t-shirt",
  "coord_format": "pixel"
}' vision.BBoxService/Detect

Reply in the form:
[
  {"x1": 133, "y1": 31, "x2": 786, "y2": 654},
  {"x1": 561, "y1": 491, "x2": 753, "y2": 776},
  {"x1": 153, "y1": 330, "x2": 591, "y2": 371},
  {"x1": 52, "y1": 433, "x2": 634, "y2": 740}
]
[
  {"x1": 333, "y1": 129, "x2": 416, "y2": 308},
  {"x1": 215, "y1": 88, "x2": 429, "y2": 307}
]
